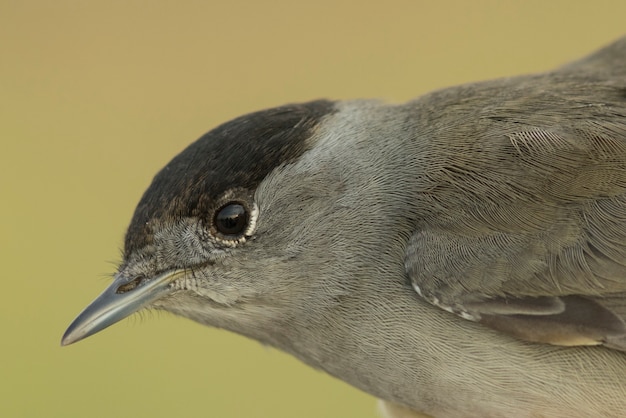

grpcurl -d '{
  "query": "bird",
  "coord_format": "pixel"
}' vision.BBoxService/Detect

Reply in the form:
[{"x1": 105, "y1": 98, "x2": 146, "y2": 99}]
[{"x1": 63, "y1": 36, "x2": 626, "y2": 418}]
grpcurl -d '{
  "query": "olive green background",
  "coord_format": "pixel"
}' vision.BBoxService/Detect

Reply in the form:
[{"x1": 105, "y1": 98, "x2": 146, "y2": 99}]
[{"x1": 2, "y1": 1, "x2": 625, "y2": 417}]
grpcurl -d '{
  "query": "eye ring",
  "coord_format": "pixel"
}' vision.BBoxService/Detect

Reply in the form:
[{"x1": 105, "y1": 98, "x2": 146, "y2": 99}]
[{"x1": 213, "y1": 202, "x2": 249, "y2": 238}]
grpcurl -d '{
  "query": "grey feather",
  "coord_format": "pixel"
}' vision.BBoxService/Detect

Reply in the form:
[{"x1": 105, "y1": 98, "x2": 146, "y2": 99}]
[{"x1": 405, "y1": 37, "x2": 626, "y2": 350}]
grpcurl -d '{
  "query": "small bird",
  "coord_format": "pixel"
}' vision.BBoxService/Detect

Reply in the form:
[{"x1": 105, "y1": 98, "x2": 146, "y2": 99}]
[{"x1": 63, "y1": 37, "x2": 626, "y2": 418}]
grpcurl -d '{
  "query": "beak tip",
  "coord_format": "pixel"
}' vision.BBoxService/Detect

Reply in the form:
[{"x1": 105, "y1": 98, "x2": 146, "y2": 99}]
[
  {"x1": 60, "y1": 335, "x2": 74, "y2": 347},
  {"x1": 60, "y1": 325, "x2": 83, "y2": 347}
]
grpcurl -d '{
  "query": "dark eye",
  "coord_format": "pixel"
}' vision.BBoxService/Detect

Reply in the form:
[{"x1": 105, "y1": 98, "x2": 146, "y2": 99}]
[{"x1": 214, "y1": 203, "x2": 249, "y2": 237}]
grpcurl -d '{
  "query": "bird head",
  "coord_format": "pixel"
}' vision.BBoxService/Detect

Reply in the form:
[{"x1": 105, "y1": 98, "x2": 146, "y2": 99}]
[{"x1": 61, "y1": 99, "x2": 404, "y2": 349}]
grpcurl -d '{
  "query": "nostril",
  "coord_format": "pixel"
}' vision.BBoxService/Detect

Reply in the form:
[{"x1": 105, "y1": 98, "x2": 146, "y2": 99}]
[{"x1": 116, "y1": 275, "x2": 148, "y2": 294}]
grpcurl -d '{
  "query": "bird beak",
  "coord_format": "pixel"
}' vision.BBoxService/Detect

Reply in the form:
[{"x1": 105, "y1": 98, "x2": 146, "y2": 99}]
[{"x1": 61, "y1": 269, "x2": 186, "y2": 346}]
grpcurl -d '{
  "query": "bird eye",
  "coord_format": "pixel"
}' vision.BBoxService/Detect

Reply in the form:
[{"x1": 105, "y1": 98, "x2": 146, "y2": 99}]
[{"x1": 214, "y1": 202, "x2": 249, "y2": 237}]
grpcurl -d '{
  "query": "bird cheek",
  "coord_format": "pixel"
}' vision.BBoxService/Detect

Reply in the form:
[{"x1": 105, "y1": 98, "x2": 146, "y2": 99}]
[{"x1": 172, "y1": 274, "x2": 246, "y2": 306}]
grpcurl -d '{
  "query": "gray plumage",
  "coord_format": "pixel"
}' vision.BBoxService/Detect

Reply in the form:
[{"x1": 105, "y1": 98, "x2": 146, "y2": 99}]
[{"x1": 63, "y1": 37, "x2": 626, "y2": 417}]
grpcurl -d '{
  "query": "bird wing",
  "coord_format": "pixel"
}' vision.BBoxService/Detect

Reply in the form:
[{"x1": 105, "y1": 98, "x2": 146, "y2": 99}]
[{"x1": 405, "y1": 38, "x2": 626, "y2": 350}]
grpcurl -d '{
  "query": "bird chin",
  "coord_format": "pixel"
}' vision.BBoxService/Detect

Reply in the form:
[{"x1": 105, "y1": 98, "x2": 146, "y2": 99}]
[{"x1": 152, "y1": 290, "x2": 289, "y2": 347}]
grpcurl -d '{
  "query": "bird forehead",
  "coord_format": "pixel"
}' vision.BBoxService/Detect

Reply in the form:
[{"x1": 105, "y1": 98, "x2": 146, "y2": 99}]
[{"x1": 123, "y1": 100, "x2": 337, "y2": 257}]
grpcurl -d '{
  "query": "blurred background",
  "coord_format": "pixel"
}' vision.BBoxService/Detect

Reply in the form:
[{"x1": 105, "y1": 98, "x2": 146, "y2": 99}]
[{"x1": 2, "y1": 1, "x2": 625, "y2": 417}]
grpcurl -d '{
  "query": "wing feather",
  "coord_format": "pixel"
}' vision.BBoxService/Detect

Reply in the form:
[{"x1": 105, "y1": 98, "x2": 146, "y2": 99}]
[{"x1": 405, "y1": 40, "x2": 626, "y2": 350}]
